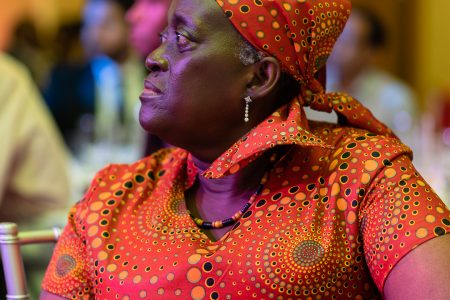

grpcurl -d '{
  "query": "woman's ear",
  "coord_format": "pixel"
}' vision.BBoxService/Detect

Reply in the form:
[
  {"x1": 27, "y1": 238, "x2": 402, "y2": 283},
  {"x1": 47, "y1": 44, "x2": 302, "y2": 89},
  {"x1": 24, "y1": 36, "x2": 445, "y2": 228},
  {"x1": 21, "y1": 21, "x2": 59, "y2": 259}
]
[{"x1": 246, "y1": 57, "x2": 281, "y2": 99}]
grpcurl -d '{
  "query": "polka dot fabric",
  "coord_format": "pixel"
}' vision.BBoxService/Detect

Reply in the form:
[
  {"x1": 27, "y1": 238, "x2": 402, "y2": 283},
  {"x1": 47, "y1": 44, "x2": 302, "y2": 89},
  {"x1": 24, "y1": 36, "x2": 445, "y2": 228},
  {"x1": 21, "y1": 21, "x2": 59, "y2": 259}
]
[
  {"x1": 42, "y1": 120, "x2": 450, "y2": 299},
  {"x1": 215, "y1": 0, "x2": 395, "y2": 139},
  {"x1": 204, "y1": 94, "x2": 394, "y2": 179},
  {"x1": 215, "y1": 0, "x2": 351, "y2": 86}
]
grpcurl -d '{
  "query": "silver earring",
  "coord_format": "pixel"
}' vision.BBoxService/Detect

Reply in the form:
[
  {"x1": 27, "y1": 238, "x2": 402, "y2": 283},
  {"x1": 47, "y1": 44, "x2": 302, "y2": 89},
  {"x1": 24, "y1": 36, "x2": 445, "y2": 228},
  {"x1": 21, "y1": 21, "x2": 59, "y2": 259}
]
[{"x1": 244, "y1": 96, "x2": 252, "y2": 122}]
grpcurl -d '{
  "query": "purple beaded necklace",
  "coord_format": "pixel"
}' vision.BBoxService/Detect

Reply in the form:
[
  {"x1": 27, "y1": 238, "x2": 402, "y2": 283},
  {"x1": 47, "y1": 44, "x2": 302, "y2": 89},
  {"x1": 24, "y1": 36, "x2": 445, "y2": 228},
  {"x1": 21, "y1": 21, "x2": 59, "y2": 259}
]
[{"x1": 188, "y1": 152, "x2": 278, "y2": 230}]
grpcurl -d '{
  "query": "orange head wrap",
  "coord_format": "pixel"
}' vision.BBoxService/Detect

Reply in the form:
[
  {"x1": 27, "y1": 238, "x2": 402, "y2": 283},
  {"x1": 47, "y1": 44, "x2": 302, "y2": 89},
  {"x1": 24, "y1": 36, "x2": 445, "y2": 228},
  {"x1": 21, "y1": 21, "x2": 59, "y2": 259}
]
[{"x1": 215, "y1": 0, "x2": 395, "y2": 137}]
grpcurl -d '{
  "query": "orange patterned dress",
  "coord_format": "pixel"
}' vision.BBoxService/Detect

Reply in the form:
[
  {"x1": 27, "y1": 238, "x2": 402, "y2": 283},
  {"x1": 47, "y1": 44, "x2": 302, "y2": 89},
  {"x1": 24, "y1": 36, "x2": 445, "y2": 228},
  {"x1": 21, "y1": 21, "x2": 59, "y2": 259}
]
[{"x1": 42, "y1": 98, "x2": 450, "y2": 300}]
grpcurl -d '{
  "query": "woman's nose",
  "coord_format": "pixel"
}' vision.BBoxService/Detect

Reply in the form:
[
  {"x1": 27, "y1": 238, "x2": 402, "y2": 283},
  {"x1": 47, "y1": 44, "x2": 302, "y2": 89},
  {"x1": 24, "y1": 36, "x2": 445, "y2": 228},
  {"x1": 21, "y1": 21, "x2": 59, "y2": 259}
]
[{"x1": 145, "y1": 50, "x2": 169, "y2": 74}]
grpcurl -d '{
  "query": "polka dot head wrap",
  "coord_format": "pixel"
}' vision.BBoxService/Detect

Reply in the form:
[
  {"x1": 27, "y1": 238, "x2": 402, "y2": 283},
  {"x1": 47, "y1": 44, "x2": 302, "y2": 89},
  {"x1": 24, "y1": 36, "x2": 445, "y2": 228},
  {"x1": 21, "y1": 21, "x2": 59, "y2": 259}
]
[
  {"x1": 215, "y1": 0, "x2": 395, "y2": 137},
  {"x1": 216, "y1": 0, "x2": 350, "y2": 92}
]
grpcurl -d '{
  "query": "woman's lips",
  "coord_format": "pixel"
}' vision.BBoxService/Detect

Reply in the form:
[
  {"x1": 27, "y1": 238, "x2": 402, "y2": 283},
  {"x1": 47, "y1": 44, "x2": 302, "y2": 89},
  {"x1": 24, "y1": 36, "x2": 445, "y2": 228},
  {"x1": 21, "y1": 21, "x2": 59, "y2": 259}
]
[
  {"x1": 141, "y1": 88, "x2": 160, "y2": 96},
  {"x1": 140, "y1": 80, "x2": 163, "y2": 101}
]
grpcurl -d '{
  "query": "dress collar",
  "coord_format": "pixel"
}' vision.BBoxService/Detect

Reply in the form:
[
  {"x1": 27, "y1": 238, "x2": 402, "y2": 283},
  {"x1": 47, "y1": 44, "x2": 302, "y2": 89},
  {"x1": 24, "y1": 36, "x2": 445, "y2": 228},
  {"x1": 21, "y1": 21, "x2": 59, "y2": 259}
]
[{"x1": 190, "y1": 97, "x2": 334, "y2": 179}]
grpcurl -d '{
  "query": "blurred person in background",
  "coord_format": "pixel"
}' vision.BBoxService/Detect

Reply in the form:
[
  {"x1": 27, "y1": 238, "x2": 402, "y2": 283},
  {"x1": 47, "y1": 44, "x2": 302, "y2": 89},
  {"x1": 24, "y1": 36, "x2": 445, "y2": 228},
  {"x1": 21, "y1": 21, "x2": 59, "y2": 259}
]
[
  {"x1": 306, "y1": 6, "x2": 419, "y2": 151},
  {"x1": 0, "y1": 52, "x2": 71, "y2": 298},
  {"x1": 418, "y1": 89, "x2": 450, "y2": 203},
  {"x1": 78, "y1": 0, "x2": 145, "y2": 157},
  {"x1": 43, "y1": 0, "x2": 147, "y2": 198},
  {"x1": 7, "y1": 20, "x2": 53, "y2": 88},
  {"x1": 126, "y1": 0, "x2": 171, "y2": 154},
  {"x1": 0, "y1": 53, "x2": 70, "y2": 227}
]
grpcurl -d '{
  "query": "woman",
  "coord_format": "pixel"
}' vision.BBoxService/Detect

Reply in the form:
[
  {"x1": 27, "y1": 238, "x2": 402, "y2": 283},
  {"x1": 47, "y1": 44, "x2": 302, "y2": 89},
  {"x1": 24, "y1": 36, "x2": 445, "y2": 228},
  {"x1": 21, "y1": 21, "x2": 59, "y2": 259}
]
[{"x1": 41, "y1": 0, "x2": 450, "y2": 299}]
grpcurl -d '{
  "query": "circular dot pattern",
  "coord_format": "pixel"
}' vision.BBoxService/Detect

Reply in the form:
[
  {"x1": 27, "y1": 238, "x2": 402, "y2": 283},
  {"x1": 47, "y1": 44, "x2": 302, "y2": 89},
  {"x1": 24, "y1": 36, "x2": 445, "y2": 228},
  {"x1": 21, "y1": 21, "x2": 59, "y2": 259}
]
[
  {"x1": 293, "y1": 240, "x2": 325, "y2": 266},
  {"x1": 217, "y1": 0, "x2": 351, "y2": 85},
  {"x1": 42, "y1": 117, "x2": 450, "y2": 299}
]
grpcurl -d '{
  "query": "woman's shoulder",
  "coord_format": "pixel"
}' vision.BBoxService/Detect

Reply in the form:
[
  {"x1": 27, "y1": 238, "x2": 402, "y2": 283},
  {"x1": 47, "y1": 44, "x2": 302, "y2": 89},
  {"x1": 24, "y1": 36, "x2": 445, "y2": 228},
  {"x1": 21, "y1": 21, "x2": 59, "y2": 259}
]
[
  {"x1": 93, "y1": 147, "x2": 185, "y2": 177},
  {"x1": 308, "y1": 120, "x2": 411, "y2": 156},
  {"x1": 286, "y1": 121, "x2": 414, "y2": 179},
  {"x1": 78, "y1": 147, "x2": 188, "y2": 205}
]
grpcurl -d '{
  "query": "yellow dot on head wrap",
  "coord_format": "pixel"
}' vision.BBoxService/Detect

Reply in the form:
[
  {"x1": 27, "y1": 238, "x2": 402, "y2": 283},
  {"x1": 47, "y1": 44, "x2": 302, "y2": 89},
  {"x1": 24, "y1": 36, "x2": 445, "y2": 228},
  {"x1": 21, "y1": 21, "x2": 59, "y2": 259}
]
[
  {"x1": 272, "y1": 21, "x2": 281, "y2": 29},
  {"x1": 270, "y1": 9, "x2": 278, "y2": 17},
  {"x1": 283, "y1": 3, "x2": 292, "y2": 11}
]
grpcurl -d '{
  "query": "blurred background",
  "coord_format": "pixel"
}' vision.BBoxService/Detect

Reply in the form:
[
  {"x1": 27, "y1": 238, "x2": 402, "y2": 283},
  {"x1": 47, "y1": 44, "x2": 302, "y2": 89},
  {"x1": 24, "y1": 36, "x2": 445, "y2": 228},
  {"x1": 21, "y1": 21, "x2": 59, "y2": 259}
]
[{"x1": 0, "y1": 0, "x2": 449, "y2": 296}]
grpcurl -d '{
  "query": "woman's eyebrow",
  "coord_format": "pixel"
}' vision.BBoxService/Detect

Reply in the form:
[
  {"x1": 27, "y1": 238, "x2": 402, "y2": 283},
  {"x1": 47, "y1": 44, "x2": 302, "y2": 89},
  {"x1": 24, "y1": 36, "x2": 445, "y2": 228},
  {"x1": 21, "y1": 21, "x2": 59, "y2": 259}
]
[{"x1": 172, "y1": 12, "x2": 198, "y2": 30}]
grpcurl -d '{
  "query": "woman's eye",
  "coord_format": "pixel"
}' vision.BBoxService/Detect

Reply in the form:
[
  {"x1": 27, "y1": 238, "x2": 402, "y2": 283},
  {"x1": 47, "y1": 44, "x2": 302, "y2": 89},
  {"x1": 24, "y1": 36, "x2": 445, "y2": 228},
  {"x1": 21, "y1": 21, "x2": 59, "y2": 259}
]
[
  {"x1": 175, "y1": 32, "x2": 190, "y2": 48},
  {"x1": 159, "y1": 31, "x2": 168, "y2": 43}
]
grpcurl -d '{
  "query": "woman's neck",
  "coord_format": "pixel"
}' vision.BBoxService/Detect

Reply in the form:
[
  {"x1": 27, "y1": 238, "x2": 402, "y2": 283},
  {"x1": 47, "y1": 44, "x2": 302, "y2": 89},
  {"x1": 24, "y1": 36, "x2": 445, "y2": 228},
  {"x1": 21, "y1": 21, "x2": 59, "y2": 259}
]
[
  {"x1": 192, "y1": 156, "x2": 259, "y2": 198},
  {"x1": 186, "y1": 152, "x2": 273, "y2": 241}
]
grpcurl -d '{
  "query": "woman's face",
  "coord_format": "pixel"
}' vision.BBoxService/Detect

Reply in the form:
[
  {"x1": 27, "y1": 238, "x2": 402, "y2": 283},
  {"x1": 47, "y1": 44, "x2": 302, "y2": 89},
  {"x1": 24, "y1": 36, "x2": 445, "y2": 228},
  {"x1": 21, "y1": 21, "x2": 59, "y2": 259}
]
[{"x1": 139, "y1": 0, "x2": 251, "y2": 154}]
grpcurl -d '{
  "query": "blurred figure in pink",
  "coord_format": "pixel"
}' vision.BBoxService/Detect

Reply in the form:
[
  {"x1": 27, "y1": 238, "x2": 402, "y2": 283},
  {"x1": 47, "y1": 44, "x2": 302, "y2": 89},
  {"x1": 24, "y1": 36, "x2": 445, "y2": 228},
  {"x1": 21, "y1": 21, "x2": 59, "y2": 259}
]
[{"x1": 126, "y1": 0, "x2": 170, "y2": 58}]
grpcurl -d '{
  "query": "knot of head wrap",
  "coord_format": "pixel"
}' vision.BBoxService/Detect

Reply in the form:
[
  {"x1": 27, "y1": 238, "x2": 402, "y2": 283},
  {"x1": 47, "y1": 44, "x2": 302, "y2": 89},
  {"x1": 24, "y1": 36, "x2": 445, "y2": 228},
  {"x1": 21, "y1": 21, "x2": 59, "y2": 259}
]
[
  {"x1": 303, "y1": 82, "x2": 395, "y2": 136},
  {"x1": 300, "y1": 78, "x2": 332, "y2": 112},
  {"x1": 215, "y1": 0, "x2": 396, "y2": 137}
]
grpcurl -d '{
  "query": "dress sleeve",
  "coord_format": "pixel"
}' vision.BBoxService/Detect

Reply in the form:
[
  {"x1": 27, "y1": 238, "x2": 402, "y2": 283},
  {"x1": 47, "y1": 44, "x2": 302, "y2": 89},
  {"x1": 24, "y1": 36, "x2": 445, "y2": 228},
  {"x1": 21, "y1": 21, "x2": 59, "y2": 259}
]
[
  {"x1": 41, "y1": 166, "x2": 111, "y2": 299},
  {"x1": 359, "y1": 154, "x2": 450, "y2": 292}
]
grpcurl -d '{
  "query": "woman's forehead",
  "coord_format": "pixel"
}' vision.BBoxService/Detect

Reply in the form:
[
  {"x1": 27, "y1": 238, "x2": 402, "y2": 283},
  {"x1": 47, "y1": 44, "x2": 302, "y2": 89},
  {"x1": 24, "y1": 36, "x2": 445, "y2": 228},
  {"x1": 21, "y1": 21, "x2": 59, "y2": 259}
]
[{"x1": 168, "y1": 0, "x2": 229, "y2": 30}]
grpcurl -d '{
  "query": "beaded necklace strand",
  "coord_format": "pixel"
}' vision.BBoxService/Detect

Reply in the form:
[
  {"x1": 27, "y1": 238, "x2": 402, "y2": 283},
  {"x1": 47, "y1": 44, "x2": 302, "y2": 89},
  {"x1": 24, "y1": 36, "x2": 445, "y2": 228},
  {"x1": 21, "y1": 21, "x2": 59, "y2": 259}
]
[{"x1": 188, "y1": 152, "x2": 278, "y2": 229}]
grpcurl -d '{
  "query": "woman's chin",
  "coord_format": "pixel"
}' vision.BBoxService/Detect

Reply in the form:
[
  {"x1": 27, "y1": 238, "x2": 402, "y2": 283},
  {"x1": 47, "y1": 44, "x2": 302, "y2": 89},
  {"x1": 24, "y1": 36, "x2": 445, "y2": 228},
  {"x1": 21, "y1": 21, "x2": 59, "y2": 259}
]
[
  {"x1": 139, "y1": 113, "x2": 157, "y2": 132},
  {"x1": 139, "y1": 112, "x2": 168, "y2": 136}
]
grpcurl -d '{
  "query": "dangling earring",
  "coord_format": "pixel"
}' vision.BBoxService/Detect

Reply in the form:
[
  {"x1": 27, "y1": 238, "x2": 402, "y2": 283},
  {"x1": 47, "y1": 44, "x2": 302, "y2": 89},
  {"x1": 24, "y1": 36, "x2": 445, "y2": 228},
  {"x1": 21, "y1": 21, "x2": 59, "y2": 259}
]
[{"x1": 244, "y1": 96, "x2": 252, "y2": 122}]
